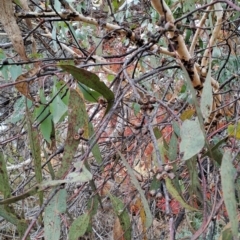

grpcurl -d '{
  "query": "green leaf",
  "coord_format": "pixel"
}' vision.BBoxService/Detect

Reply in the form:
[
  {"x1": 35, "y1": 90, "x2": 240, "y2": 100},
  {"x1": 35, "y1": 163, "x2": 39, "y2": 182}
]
[
  {"x1": 198, "y1": 37, "x2": 203, "y2": 49},
  {"x1": 172, "y1": 121, "x2": 180, "y2": 137},
  {"x1": 200, "y1": 64, "x2": 213, "y2": 120},
  {"x1": 168, "y1": 132, "x2": 177, "y2": 161},
  {"x1": 117, "y1": 150, "x2": 153, "y2": 228},
  {"x1": 153, "y1": 126, "x2": 162, "y2": 139},
  {"x1": 9, "y1": 64, "x2": 22, "y2": 81},
  {"x1": 0, "y1": 152, "x2": 11, "y2": 199},
  {"x1": 50, "y1": 83, "x2": 68, "y2": 124},
  {"x1": 0, "y1": 49, "x2": 5, "y2": 59},
  {"x1": 13, "y1": 0, "x2": 22, "y2": 7},
  {"x1": 40, "y1": 166, "x2": 92, "y2": 188},
  {"x1": 69, "y1": 213, "x2": 90, "y2": 240},
  {"x1": 180, "y1": 109, "x2": 195, "y2": 121},
  {"x1": 58, "y1": 60, "x2": 75, "y2": 66},
  {"x1": 203, "y1": 137, "x2": 227, "y2": 165},
  {"x1": 0, "y1": 185, "x2": 40, "y2": 205},
  {"x1": 1, "y1": 65, "x2": 8, "y2": 80},
  {"x1": 87, "y1": 196, "x2": 99, "y2": 217},
  {"x1": 0, "y1": 205, "x2": 28, "y2": 239},
  {"x1": 44, "y1": 189, "x2": 67, "y2": 240},
  {"x1": 112, "y1": 0, "x2": 125, "y2": 12},
  {"x1": 86, "y1": 196, "x2": 99, "y2": 233},
  {"x1": 184, "y1": 29, "x2": 191, "y2": 44},
  {"x1": 132, "y1": 102, "x2": 141, "y2": 115},
  {"x1": 7, "y1": 97, "x2": 25, "y2": 124},
  {"x1": 186, "y1": 157, "x2": 203, "y2": 202},
  {"x1": 221, "y1": 228, "x2": 233, "y2": 240},
  {"x1": 107, "y1": 74, "x2": 115, "y2": 82},
  {"x1": 59, "y1": 64, "x2": 114, "y2": 114},
  {"x1": 212, "y1": 47, "x2": 221, "y2": 58},
  {"x1": 168, "y1": 132, "x2": 181, "y2": 192},
  {"x1": 180, "y1": 118, "x2": 205, "y2": 160},
  {"x1": 56, "y1": 88, "x2": 89, "y2": 179},
  {"x1": 220, "y1": 150, "x2": 238, "y2": 239},
  {"x1": 37, "y1": 89, "x2": 52, "y2": 143},
  {"x1": 0, "y1": 206, "x2": 19, "y2": 228},
  {"x1": 219, "y1": 216, "x2": 240, "y2": 240},
  {"x1": 68, "y1": 24, "x2": 79, "y2": 46},
  {"x1": 165, "y1": 177, "x2": 200, "y2": 211},
  {"x1": 228, "y1": 122, "x2": 240, "y2": 139},
  {"x1": 40, "y1": 115, "x2": 52, "y2": 143},
  {"x1": 88, "y1": 122, "x2": 102, "y2": 164},
  {"x1": 109, "y1": 194, "x2": 132, "y2": 240},
  {"x1": 55, "y1": 80, "x2": 70, "y2": 106},
  {"x1": 78, "y1": 83, "x2": 101, "y2": 102},
  {"x1": 150, "y1": 175, "x2": 161, "y2": 191}
]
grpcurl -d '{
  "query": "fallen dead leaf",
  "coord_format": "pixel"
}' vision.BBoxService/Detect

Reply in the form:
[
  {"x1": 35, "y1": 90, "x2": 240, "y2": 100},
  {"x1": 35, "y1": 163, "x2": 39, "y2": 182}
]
[
  {"x1": 15, "y1": 67, "x2": 39, "y2": 101},
  {"x1": 0, "y1": 1, "x2": 28, "y2": 60}
]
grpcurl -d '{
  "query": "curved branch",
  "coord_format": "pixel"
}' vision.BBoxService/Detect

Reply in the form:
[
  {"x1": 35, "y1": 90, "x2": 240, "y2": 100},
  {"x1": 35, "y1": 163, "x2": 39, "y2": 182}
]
[
  {"x1": 151, "y1": 0, "x2": 202, "y2": 89},
  {"x1": 200, "y1": 3, "x2": 223, "y2": 78},
  {"x1": 189, "y1": 5, "x2": 213, "y2": 56}
]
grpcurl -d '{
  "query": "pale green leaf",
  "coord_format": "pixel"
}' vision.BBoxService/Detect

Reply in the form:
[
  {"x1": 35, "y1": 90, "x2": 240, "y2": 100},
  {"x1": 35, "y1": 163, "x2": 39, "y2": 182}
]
[
  {"x1": 41, "y1": 166, "x2": 92, "y2": 188},
  {"x1": 50, "y1": 95, "x2": 67, "y2": 124},
  {"x1": 9, "y1": 64, "x2": 22, "y2": 81},
  {"x1": 221, "y1": 228, "x2": 233, "y2": 240},
  {"x1": 69, "y1": 213, "x2": 90, "y2": 240},
  {"x1": 54, "y1": 0, "x2": 61, "y2": 11},
  {"x1": 180, "y1": 118, "x2": 205, "y2": 160},
  {"x1": 133, "y1": 102, "x2": 141, "y2": 115},
  {"x1": 67, "y1": 165, "x2": 92, "y2": 182},
  {"x1": 220, "y1": 150, "x2": 238, "y2": 239},
  {"x1": 212, "y1": 47, "x2": 221, "y2": 58},
  {"x1": 109, "y1": 194, "x2": 131, "y2": 240},
  {"x1": 168, "y1": 132, "x2": 177, "y2": 161},
  {"x1": 172, "y1": 121, "x2": 180, "y2": 137},
  {"x1": 7, "y1": 96, "x2": 25, "y2": 124},
  {"x1": 117, "y1": 150, "x2": 153, "y2": 228},
  {"x1": 44, "y1": 189, "x2": 67, "y2": 240},
  {"x1": 1, "y1": 65, "x2": 8, "y2": 80}
]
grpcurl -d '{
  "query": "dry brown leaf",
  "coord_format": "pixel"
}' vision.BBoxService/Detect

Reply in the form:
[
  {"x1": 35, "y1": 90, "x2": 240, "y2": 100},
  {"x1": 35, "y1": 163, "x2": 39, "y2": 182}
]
[
  {"x1": 0, "y1": 1, "x2": 28, "y2": 60},
  {"x1": 97, "y1": 180, "x2": 114, "y2": 197},
  {"x1": 135, "y1": 197, "x2": 147, "y2": 240},
  {"x1": 15, "y1": 67, "x2": 39, "y2": 101},
  {"x1": 113, "y1": 217, "x2": 125, "y2": 240}
]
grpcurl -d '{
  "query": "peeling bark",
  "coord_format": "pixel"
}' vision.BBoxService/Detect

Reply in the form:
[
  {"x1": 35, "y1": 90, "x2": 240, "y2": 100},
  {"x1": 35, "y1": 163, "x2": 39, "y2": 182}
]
[
  {"x1": 151, "y1": 0, "x2": 202, "y2": 89},
  {"x1": 151, "y1": 0, "x2": 224, "y2": 123}
]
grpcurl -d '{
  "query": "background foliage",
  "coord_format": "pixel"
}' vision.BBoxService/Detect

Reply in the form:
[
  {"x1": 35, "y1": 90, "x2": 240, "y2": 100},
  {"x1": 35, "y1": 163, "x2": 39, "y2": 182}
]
[{"x1": 1, "y1": 0, "x2": 240, "y2": 239}]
